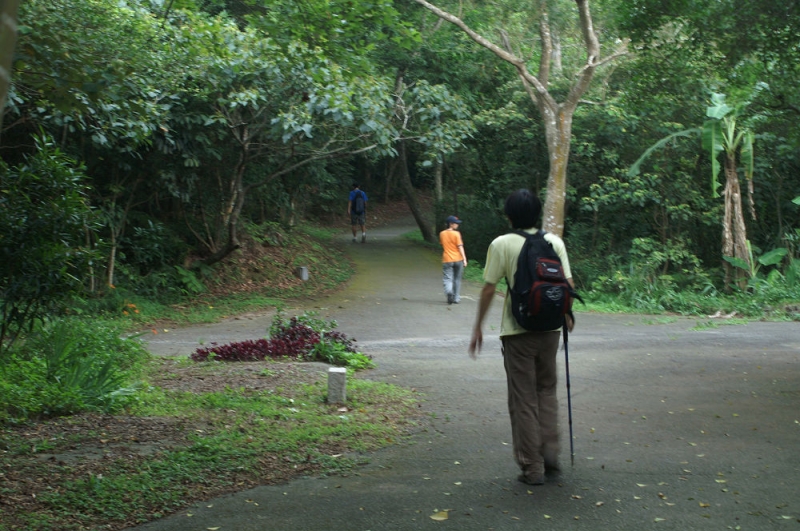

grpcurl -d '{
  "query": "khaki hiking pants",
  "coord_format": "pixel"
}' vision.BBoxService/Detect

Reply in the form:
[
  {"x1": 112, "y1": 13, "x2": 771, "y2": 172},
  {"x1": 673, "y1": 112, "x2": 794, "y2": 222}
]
[{"x1": 502, "y1": 330, "x2": 561, "y2": 476}]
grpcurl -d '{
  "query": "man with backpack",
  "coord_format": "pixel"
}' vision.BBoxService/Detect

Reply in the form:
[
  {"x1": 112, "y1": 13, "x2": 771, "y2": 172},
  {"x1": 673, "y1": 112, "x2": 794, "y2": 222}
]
[
  {"x1": 468, "y1": 189, "x2": 576, "y2": 486},
  {"x1": 348, "y1": 183, "x2": 368, "y2": 243}
]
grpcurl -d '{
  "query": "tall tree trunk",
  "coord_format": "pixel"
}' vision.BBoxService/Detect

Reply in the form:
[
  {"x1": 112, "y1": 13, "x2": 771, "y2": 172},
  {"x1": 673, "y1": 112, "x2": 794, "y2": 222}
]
[
  {"x1": 551, "y1": 31, "x2": 563, "y2": 76},
  {"x1": 391, "y1": 67, "x2": 436, "y2": 242},
  {"x1": 398, "y1": 141, "x2": 436, "y2": 243},
  {"x1": 107, "y1": 233, "x2": 118, "y2": 287},
  {"x1": 194, "y1": 131, "x2": 248, "y2": 267},
  {"x1": 722, "y1": 154, "x2": 750, "y2": 290},
  {"x1": 413, "y1": 0, "x2": 626, "y2": 237},
  {"x1": 539, "y1": 105, "x2": 573, "y2": 234},
  {"x1": 0, "y1": 0, "x2": 20, "y2": 130},
  {"x1": 104, "y1": 176, "x2": 141, "y2": 287},
  {"x1": 434, "y1": 157, "x2": 443, "y2": 202}
]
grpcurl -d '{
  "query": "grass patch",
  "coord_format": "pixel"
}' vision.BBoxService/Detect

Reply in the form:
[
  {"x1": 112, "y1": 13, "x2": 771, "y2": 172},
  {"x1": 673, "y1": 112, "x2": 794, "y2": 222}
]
[
  {"x1": 401, "y1": 228, "x2": 436, "y2": 248},
  {"x1": 301, "y1": 224, "x2": 342, "y2": 241},
  {"x1": 0, "y1": 358, "x2": 423, "y2": 531},
  {"x1": 690, "y1": 320, "x2": 720, "y2": 331},
  {"x1": 641, "y1": 316, "x2": 679, "y2": 325},
  {"x1": 123, "y1": 294, "x2": 287, "y2": 327},
  {"x1": 462, "y1": 260, "x2": 488, "y2": 284}
]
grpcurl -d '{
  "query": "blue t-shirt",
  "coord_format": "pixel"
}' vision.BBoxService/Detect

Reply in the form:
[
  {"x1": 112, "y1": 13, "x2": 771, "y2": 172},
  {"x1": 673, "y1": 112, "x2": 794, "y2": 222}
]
[{"x1": 349, "y1": 190, "x2": 368, "y2": 202}]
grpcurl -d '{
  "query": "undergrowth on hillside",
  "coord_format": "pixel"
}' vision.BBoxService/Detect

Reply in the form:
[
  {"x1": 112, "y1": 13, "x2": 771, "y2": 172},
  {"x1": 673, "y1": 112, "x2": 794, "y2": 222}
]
[{"x1": 70, "y1": 222, "x2": 354, "y2": 329}]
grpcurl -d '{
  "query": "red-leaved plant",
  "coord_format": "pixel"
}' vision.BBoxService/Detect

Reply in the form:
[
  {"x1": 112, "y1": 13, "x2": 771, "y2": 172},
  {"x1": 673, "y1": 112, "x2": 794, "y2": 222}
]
[{"x1": 190, "y1": 312, "x2": 371, "y2": 369}]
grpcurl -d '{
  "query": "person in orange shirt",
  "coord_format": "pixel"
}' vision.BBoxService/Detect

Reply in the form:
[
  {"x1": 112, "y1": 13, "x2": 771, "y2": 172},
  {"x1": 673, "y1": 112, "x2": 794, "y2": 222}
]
[{"x1": 439, "y1": 215, "x2": 468, "y2": 304}]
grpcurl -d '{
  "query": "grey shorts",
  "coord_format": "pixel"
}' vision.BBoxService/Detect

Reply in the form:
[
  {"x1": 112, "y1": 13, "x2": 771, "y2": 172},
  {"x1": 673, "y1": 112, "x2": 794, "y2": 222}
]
[{"x1": 351, "y1": 212, "x2": 366, "y2": 226}]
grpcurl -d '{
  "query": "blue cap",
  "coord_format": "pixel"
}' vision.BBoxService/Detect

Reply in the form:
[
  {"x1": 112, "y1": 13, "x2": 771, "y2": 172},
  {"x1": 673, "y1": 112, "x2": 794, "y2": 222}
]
[{"x1": 446, "y1": 215, "x2": 462, "y2": 224}]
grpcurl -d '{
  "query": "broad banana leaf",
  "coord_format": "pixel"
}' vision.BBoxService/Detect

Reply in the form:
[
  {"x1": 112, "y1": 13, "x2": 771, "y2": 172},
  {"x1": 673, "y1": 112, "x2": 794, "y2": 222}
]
[
  {"x1": 706, "y1": 93, "x2": 733, "y2": 119},
  {"x1": 758, "y1": 248, "x2": 788, "y2": 267},
  {"x1": 702, "y1": 120, "x2": 724, "y2": 198},
  {"x1": 627, "y1": 128, "x2": 699, "y2": 178},
  {"x1": 722, "y1": 255, "x2": 749, "y2": 271}
]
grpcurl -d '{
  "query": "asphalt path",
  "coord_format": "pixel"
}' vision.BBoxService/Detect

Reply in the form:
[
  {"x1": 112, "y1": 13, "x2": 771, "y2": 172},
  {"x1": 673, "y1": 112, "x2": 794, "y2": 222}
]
[{"x1": 131, "y1": 219, "x2": 800, "y2": 531}]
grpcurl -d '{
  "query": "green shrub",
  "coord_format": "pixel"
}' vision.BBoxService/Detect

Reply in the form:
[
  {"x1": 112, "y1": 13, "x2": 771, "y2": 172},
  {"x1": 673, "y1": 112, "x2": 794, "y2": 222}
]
[
  {"x1": 0, "y1": 136, "x2": 100, "y2": 354},
  {"x1": 0, "y1": 318, "x2": 150, "y2": 423},
  {"x1": 120, "y1": 217, "x2": 190, "y2": 276},
  {"x1": 312, "y1": 340, "x2": 374, "y2": 371},
  {"x1": 191, "y1": 311, "x2": 374, "y2": 370}
]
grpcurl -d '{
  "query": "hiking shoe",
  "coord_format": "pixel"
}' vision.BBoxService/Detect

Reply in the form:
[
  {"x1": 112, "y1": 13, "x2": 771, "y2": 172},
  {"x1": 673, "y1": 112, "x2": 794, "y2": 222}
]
[
  {"x1": 544, "y1": 462, "x2": 561, "y2": 477},
  {"x1": 352, "y1": 237, "x2": 357, "y2": 243},
  {"x1": 544, "y1": 465, "x2": 561, "y2": 478},
  {"x1": 517, "y1": 473, "x2": 545, "y2": 486},
  {"x1": 361, "y1": 234, "x2": 366, "y2": 243},
  {"x1": 447, "y1": 293, "x2": 454, "y2": 305}
]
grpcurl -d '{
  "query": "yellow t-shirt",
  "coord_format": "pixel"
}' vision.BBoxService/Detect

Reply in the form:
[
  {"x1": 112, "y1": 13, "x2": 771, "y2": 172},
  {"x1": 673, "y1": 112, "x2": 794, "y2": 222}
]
[
  {"x1": 483, "y1": 229, "x2": 572, "y2": 337},
  {"x1": 440, "y1": 229, "x2": 464, "y2": 263}
]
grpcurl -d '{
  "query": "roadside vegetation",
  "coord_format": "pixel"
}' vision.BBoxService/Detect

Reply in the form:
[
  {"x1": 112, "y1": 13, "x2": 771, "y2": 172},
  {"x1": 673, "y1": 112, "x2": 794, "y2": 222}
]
[
  {"x1": 2, "y1": 0, "x2": 800, "y2": 529},
  {"x1": 404, "y1": 229, "x2": 800, "y2": 320},
  {"x1": 0, "y1": 217, "x2": 420, "y2": 531},
  {"x1": 1, "y1": 357, "x2": 419, "y2": 530},
  {"x1": 1, "y1": 329, "x2": 417, "y2": 531}
]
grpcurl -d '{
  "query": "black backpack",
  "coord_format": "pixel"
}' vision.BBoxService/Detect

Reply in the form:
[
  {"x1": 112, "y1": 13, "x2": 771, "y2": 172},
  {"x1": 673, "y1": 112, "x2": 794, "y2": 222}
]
[
  {"x1": 508, "y1": 230, "x2": 583, "y2": 331},
  {"x1": 353, "y1": 190, "x2": 366, "y2": 215}
]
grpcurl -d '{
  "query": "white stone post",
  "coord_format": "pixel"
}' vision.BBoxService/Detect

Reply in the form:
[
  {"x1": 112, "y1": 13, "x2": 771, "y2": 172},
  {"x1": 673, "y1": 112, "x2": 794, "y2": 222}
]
[
  {"x1": 327, "y1": 367, "x2": 347, "y2": 403},
  {"x1": 295, "y1": 266, "x2": 309, "y2": 281}
]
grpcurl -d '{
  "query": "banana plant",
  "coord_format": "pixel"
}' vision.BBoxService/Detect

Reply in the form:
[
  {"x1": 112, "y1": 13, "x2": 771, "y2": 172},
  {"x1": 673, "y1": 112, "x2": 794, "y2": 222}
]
[
  {"x1": 723, "y1": 241, "x2": 788, "y2": 289},
  {"x1": 703, "y1": 93, "x2": 755, "y2": 199},
  {"x1": 629, "y1": 89, "x2": 763, "y2": 290}
]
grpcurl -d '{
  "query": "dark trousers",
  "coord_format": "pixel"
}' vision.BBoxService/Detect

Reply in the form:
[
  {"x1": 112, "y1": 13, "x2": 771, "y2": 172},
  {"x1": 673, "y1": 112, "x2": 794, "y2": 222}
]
[{"x1": 502, "y1": 330, "x2": 561, "y2": 475}]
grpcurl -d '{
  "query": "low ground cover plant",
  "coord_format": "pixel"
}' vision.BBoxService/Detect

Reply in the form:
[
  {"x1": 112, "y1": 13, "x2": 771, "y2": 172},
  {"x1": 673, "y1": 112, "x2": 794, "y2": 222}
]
[
  {"x1": 0, "y1": 359, "x2": 422, "y2": 531},
  {"x1": 0, "y1": 318, "x2": 150, "y2": 423},
  {"x1": 0, "y1": 204, "x2": 415, "y2": 530},
  {"x1": 191, "y1": 311, "x2": 374, "y2": 370}
]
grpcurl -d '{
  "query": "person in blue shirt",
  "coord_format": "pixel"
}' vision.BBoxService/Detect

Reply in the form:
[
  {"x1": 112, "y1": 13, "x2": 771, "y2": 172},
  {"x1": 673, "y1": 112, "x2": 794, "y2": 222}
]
[{"x1": 348, "y1": 183, "x2": 368, "y2": 243}]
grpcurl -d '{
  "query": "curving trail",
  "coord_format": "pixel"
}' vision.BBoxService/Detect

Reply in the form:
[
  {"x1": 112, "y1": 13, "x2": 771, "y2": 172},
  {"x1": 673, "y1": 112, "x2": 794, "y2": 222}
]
[{"x1": 134, "y1": 218, "x2": 800, "y2": 531}]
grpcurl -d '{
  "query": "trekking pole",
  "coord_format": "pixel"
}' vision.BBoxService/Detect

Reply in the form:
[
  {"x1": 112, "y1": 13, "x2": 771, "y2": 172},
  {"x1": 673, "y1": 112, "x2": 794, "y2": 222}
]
[{"x1": 563, "y1": 323, "x2": 575, "y2": 467}]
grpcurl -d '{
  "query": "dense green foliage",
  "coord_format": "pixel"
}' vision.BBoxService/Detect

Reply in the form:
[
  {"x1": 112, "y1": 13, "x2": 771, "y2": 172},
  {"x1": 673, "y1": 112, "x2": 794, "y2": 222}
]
[
  {"x1": 0, "y1": 318, "x2": 149, "y2": 423},
  {"x1": 2, "y1": 0, "x2": 799, "y2": 340},
  {"x1": 0, "y1": 3, "x2": 797, "y2": 523},
  {"x1": 0, "y1": 138, "x2": 100, "y2": 352}
]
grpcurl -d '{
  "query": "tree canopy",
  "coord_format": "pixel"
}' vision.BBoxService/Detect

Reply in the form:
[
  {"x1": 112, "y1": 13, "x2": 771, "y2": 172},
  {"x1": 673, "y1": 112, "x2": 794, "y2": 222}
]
[{"x1": 2, "y1": 0, "x2": 799, "y2": 328}]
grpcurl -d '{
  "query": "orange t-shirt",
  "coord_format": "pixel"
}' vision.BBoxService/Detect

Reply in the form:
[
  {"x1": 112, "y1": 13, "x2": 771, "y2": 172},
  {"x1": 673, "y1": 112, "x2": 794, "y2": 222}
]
[{"x1": 440, "y1": 229, "x2": 464, "y2": 263}]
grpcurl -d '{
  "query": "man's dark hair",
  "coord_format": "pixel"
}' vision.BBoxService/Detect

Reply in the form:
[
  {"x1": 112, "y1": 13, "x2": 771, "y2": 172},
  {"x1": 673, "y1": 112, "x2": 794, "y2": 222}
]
[
  {"x1": 352, "y1": 182, "x2": 360, "y2": 190},
  {"x1": 504, "y1": 189, "x2": 542, "y2": 229}
]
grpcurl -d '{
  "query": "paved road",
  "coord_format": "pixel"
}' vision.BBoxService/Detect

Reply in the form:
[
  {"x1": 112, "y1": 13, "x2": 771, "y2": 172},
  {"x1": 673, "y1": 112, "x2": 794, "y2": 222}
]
[{"x1": 132, "y1": 220, "x2": 800, "y2": 531}]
